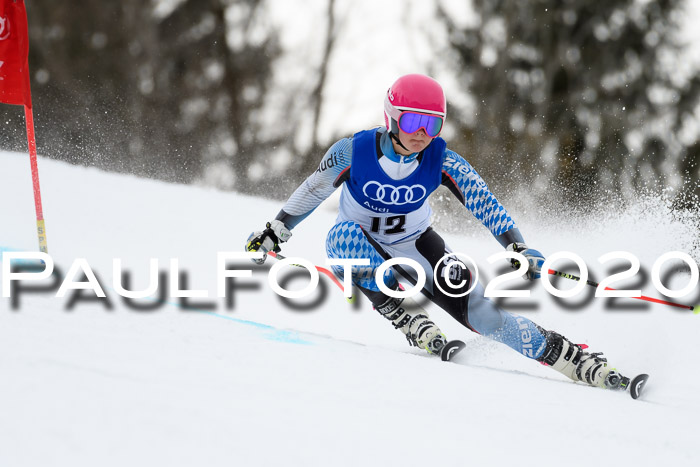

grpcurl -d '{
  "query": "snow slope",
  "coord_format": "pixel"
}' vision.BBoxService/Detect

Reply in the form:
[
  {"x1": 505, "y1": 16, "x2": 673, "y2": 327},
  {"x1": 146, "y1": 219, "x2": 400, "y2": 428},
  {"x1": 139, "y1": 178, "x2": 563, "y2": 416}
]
[{"x1": 1, "y1": 151, "x2": 699, "y2": 467}]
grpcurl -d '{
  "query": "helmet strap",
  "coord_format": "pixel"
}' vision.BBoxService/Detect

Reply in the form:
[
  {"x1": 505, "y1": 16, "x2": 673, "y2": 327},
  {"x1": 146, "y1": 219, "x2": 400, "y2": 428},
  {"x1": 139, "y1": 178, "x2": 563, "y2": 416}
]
[
  {"x1": 390, "y1": 131, "x2": 411, "y2": 154},
  {"x1": 389, "y1": 118, "x2": 412, "y2": 153}
]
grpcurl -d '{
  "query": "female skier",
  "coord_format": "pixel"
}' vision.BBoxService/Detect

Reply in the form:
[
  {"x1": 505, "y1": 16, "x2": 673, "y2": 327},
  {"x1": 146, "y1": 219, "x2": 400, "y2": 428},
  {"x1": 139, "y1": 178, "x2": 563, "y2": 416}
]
[{"x1": 246, "y1": 74, "x2": 627, "y2": 390}]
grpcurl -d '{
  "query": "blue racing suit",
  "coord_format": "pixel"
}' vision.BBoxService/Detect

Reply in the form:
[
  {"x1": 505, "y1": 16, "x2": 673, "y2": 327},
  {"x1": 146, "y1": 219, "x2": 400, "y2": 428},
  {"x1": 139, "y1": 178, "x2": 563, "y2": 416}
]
[{"x1": 275, "y1": 128, "x2": 547, "y2": 360}]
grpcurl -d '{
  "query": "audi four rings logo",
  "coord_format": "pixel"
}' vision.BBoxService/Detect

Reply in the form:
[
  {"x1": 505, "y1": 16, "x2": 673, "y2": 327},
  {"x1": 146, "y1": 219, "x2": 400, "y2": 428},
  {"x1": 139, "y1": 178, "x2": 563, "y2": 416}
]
[{"x1": 362, "y1": 181, "x2": 427, "y2": 205}]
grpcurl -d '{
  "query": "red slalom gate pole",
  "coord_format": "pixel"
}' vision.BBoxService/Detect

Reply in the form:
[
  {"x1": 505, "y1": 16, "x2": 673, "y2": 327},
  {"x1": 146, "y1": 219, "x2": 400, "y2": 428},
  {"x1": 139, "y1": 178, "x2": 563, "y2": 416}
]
[
  {"x1": 548, "y1": 269, "x2": 698, "y2": 314},
  {"x1": 0, "y1": 0, "x2": 48, "y2": 253},
  {"x1": 24, "y1": 103, "x2": 48, "y2": 253}
]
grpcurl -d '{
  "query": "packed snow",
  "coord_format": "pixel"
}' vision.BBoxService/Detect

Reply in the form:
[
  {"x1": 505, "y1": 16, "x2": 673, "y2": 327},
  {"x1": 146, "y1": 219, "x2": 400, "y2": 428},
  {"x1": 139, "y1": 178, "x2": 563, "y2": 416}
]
[{"x1": 1, "y1": 150, "x2": 699, "y2": 466}]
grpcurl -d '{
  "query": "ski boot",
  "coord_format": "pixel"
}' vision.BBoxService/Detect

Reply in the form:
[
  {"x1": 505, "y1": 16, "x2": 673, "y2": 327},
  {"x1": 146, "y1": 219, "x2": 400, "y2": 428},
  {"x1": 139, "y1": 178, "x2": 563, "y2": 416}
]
[
  {"x1": 537, "y1": 332, "x2": 630, "y2": 390},
  {"x1": 375, "y1": 295, "x2": 448, "y2": 355}
]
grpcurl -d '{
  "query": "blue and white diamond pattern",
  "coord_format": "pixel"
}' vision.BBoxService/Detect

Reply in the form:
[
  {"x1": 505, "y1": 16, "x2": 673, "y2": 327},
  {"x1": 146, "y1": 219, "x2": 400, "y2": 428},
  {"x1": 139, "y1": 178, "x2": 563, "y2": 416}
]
[
  {"x1": 325, "y1": 221, "x2": 394, "y2": 291},
  {"x1": 444, "y1": 150, "x2": 515, "y2": 236}
]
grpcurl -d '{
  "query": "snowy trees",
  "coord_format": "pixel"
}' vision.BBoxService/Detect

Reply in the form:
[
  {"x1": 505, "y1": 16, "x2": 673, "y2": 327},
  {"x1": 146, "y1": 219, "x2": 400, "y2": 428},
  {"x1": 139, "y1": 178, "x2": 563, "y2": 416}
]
[
  {"x1": 0, "y1": 0, "x2": 280, "y2": 189},
  {"x1": 0, "y1": 0, "x2": 697, "y2": 207},
  {"x1": 435, "y1": 0, "x2": 700, "y2": 206}
]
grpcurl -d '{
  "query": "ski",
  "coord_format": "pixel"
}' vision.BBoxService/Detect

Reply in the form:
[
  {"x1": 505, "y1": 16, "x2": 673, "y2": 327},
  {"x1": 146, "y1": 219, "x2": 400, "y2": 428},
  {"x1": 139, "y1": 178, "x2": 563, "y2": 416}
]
[
  {"x1": 608, "y1": 372, "x2": 649, "y2": 399},
  {"x1": 440, "y1": 339, "x2": 466, "y2": 362},
  {"x1": 629, "y1": 374, "x2": 650, "y2": 400}
]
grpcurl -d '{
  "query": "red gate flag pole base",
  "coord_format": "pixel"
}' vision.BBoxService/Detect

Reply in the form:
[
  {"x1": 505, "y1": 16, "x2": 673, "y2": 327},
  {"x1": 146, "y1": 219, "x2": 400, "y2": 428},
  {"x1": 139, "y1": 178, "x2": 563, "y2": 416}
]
[
  {"x1": 24, "y1": 103, "x2": 48, "y2": 253},
  {"x1": 1, "y1": 0, "x2": 48, "y2": 253}
]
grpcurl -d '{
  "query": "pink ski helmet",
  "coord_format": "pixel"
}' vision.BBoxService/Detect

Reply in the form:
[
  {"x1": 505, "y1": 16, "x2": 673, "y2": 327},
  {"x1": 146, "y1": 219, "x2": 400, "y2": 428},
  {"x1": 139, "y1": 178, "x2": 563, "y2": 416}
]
[{"x1": 384, "y1": 74, "x2": 446, "y2": 137}]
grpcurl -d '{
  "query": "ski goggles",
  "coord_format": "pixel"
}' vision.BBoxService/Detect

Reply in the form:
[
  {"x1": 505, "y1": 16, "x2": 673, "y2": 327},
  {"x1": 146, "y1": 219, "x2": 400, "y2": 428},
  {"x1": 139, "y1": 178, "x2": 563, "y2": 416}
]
[{"x1": 398, "y1": 111, "x2": 444, "y2": 137}]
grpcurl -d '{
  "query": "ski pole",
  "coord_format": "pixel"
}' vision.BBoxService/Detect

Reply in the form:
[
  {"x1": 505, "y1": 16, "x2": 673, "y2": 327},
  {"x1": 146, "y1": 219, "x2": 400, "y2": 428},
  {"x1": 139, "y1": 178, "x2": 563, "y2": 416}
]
[
  {"x1": 548, "y1": 269, "x2": 699, "y2": 314},
  {"x1": 268, "y1": 251, "x2": 356, "y2": 303}
]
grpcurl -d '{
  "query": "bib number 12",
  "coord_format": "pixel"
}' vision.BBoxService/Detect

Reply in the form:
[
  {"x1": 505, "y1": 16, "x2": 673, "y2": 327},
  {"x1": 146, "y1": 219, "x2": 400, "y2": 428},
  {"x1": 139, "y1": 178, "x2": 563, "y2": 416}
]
[{"x1": 370, "y1": 215, "x2": 406, "y2": 235}]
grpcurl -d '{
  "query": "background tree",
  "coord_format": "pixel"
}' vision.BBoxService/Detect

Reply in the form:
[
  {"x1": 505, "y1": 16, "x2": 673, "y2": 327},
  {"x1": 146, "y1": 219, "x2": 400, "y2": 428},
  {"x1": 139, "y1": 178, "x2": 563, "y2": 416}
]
[
  {"x1": 2, "y1": 0, "x2": 698, "y2": 209},
  {"x1": 435, "y1": 0, "x2": 700, "y2": 209},
  {"x1": 0, "y1": 0, "x2": 280, "y2": 191}
]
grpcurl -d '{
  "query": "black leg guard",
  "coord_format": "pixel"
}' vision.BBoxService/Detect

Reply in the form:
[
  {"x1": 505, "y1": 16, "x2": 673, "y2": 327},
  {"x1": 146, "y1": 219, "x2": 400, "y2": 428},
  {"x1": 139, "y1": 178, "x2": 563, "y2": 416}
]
[
  {"x1": 360, "y1": 227, "x2": 475, "y2": 332},
  {"x1": 414, "y1": 229, "x2": 474, "y2": 331}
]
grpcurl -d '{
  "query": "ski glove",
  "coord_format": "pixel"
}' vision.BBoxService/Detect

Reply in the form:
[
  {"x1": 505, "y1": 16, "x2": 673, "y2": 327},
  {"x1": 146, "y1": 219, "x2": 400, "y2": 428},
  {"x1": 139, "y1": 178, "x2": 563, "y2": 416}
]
[
  {"x1": 245, "y1": 220, "x2": 292, "y2": 265},
  {"x1": 506, "y1": 242, "x2": 545, "y2": 280}
]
